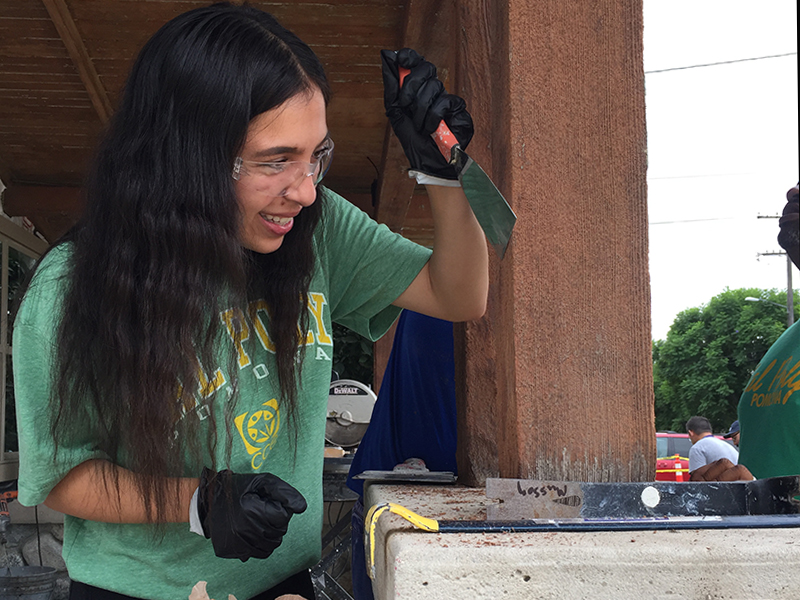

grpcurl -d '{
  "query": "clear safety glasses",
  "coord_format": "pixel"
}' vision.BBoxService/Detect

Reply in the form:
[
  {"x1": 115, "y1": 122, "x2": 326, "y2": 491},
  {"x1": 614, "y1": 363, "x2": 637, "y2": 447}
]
[{"x1": 232, "y1": 140, "x2": 334, "y2": 196}]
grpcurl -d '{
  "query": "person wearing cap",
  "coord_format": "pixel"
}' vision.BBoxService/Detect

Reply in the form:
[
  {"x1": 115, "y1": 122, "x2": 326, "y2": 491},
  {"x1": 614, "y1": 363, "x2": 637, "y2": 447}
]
[
  {"x1": 737, "y1": 183, "x2": 800, "y2": 480},
  {"x1": 723, "y1": 420, "x2": 740, "y2": 447}
]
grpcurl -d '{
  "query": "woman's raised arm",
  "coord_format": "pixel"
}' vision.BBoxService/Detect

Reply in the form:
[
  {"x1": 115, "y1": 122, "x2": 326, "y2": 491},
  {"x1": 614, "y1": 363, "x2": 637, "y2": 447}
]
[{"x1": 393, "y1": 185, "x2": 488, "y2": 321}]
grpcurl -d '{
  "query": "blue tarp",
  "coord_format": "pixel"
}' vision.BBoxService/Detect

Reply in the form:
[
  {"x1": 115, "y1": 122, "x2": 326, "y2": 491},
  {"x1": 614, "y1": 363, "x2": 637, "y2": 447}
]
[{"x1": 346, "y1": 310, "x2": 458, "y2": 495}]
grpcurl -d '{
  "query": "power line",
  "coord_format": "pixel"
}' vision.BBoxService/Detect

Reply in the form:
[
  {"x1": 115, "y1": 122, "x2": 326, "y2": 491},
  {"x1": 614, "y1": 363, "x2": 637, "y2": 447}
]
[
  {"x1": 645, "y1": 52, "x2": 796, "y2": 74},
  {"x1": 648, "y1": 172, "x2": 757, "y2": 181},
  {"x1": 652, "y1": 213, "x2": 785, "y2": 225},
  {"x1": 649, "y1": 217, "x2": 734, "y2": 225}
]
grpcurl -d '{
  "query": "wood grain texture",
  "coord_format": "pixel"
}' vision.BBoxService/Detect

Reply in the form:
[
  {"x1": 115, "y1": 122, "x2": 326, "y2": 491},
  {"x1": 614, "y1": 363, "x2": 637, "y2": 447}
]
[
  {"x1": 41, "y1": 0, "x2": 112, "y2": 124},
  {"x1": 455, "y1": 0, "x2": 654, "y2": 485}
]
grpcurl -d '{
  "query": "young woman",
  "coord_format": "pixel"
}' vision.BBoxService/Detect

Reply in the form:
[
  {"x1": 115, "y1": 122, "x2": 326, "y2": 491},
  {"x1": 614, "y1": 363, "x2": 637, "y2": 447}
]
[{"x1": 12, "y1": 4, "x2": 487, "y2": 599}]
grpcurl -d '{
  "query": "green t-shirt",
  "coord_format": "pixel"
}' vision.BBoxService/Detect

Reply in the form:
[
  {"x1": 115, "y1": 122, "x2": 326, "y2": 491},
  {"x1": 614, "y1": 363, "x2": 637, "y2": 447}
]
[
  {"x1": 13, "y1": 191, "x2": 431, "y2": 600},
  {"x1": 737, "y1": 320, "x2": 800, "y2": 479}
]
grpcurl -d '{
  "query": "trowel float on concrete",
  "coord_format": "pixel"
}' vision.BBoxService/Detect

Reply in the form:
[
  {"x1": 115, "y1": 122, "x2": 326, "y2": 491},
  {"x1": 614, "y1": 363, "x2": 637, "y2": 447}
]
[
  {"x1": 353, "y1": 470, "x2": 456, "y2": 484},
  {"x1": 353, "y1": 458, "x2": 456, "y2": 484}
]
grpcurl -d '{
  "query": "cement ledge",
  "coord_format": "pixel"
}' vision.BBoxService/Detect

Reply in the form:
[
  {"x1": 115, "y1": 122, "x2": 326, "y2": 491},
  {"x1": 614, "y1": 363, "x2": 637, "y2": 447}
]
[{"x1": 364, "y1": 483, "x2": 800, "y2": 600}]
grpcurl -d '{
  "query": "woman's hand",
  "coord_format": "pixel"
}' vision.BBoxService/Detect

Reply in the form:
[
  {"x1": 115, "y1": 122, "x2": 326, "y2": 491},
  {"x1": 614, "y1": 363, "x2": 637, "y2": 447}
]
[
  {"x1": 197, "y1": 467, "x2": 307, "y2": 562},
  {"x1": 380, "y1": 48, "x2": 474, "y2": 181}
]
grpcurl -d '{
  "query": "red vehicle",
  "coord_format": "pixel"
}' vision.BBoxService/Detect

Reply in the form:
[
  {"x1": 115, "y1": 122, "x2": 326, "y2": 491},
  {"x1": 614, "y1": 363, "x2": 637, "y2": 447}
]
[
  {"x1": 655, "y1": 431, "x2": 733, "y2": 481},
  {"x1": 656, "y1": 432, "x2": 692, "y2": 481}
]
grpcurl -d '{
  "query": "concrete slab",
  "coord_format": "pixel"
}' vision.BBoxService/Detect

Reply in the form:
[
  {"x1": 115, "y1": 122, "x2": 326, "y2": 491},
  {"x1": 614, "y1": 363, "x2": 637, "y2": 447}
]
[{"x1": 364, "y1": 483, "x2": 800, "y2": 600}]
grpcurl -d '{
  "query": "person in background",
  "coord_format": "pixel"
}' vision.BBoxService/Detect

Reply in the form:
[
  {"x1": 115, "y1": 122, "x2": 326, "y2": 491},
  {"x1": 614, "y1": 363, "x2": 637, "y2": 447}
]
[
  {"x1": 723, "y1": 420, "x2": 740, "y2": 447},
  {"x1": 11, "y1": 5, "x2": 487, "y2": 600},
  {"x1": 737, "y1": 183, "x2": 800, "y2": 479},
  {"x1": 685, "y1": 416, "x2": 739, "y2": 473}
]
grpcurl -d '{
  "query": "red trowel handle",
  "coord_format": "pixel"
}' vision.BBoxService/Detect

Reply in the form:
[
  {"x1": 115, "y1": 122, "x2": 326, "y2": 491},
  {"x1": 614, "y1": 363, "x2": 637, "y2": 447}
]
[{"x1": 398, "y1": 66, "x2": 460, "y2": 161}]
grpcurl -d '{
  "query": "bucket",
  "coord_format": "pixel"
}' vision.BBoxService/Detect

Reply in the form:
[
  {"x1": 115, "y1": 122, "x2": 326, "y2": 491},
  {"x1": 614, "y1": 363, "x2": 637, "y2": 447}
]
[{"x1": 0, "y1": 566, "x2": 57, "y2": 600}]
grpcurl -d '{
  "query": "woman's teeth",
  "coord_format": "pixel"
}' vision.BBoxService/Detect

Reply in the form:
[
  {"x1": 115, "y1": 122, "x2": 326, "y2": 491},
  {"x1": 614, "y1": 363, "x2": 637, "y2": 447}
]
[{"x1": 262, "y1": 214, "x2": 292, "y2": 226}]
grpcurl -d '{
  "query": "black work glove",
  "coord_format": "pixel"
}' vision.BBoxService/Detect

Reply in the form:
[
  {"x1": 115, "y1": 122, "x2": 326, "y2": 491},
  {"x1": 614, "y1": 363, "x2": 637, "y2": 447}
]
[
  {"x1": 381, "y1": 48, "x2": 474, "y2": 180},
  {"x1": 778, "y1": 183, "x2": 799, "y2": 268},
  {"x1": 197, "y1": 467, "x2": 307, "y2": 562}
]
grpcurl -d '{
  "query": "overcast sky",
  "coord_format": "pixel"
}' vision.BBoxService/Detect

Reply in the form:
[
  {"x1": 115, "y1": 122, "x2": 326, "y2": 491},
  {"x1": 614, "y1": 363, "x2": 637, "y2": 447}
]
[{"x1": 643, "y1": 0, "x2": 798, "y2": 340}]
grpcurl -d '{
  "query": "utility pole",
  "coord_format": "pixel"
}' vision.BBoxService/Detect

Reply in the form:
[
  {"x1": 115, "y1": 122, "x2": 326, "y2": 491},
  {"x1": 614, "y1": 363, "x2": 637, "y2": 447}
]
[
  {"x1": 757, "y1": 214, "x2": 795, "y2": 327},
  {"x1": 755, "y1": 250, "x2": 794, "y2": 327}
]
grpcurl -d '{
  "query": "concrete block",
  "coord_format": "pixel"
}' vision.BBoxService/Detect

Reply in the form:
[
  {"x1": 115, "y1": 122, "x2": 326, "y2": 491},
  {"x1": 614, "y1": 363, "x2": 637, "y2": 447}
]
[{"x1": 364, "y1": 483, "x2": 800, "y2": 599}]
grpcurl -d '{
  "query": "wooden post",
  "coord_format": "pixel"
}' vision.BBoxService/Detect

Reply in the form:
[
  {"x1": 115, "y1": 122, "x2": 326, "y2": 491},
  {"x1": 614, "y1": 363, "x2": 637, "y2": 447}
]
[{"x1": 455, "y1": 0, "x2": 655, "y2": 484}]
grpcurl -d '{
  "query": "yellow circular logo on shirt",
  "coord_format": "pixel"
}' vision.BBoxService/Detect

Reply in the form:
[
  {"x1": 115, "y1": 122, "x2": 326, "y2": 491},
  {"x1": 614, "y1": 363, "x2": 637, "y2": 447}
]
[{"x1": 235, "y1": 398, "x2": 280, "y2": 470}]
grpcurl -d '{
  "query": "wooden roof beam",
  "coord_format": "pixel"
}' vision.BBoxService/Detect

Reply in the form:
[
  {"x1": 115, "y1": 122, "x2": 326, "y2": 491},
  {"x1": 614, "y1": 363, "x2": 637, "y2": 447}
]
[
  {"x1": 41, "y1": 0, "x2": 113, "y2": 125},
  {"x1": 373, "y1": 0, "x2": 455, "y2": 233}
]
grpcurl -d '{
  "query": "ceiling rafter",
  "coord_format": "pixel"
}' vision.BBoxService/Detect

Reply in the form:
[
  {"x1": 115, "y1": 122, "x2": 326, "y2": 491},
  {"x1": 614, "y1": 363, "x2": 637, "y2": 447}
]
[
  {"x1": 41, "y1": 0, "x2": 113, "y2": 125},
  {"x1": 374, "y1": 0, "x2": 454, "y2": 234}
]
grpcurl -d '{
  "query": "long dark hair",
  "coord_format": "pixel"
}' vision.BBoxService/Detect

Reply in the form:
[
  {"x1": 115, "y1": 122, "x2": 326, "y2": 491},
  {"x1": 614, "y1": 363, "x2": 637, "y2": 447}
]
[{"x1": 37, "y1": 3, "x2": 331, "y2": 524}]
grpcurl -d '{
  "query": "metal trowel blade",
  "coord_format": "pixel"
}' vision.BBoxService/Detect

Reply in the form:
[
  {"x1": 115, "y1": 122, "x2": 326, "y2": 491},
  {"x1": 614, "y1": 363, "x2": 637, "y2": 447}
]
[{"x1": 454, "y1": 148, "x2": 517, "y2": 259}]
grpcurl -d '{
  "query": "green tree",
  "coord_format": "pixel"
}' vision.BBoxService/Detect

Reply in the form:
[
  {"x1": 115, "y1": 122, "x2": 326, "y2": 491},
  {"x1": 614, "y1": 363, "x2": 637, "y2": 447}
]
[{"x1": 653, "y1": 287, "x2": 798, "y2": 433}]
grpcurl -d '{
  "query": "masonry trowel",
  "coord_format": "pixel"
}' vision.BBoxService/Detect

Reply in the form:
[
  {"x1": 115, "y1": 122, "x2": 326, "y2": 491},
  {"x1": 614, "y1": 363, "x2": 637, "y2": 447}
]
[{"x1": 398, "y1": 67, "x2": 517, "y2": 259}]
